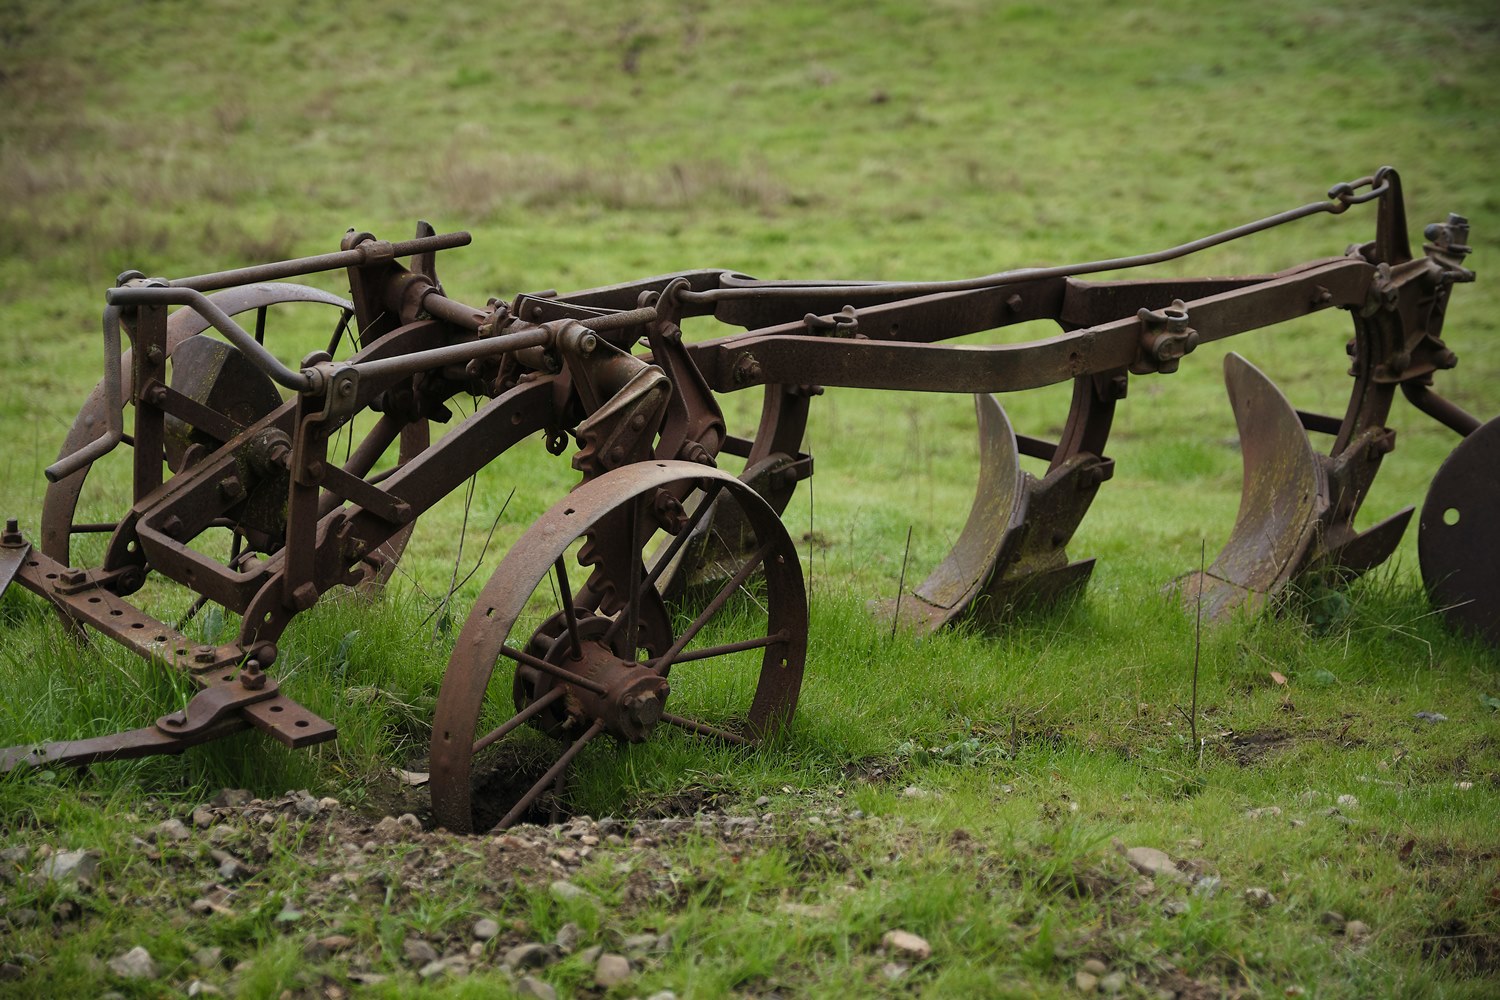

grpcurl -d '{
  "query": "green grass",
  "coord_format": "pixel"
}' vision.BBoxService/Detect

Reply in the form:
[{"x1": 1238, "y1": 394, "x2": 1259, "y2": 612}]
[{"x1": 2, "y1": 0, "x2": 1498, "y2": 996}]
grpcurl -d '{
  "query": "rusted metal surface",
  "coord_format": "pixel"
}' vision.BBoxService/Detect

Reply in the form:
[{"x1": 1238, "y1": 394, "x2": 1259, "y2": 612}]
[
  {"x1": 431, "y1": 461, "x2": 806, "y2": 832},
  {"x1": 0, "y1": 168, "x2": 1491, "y2": 826}
]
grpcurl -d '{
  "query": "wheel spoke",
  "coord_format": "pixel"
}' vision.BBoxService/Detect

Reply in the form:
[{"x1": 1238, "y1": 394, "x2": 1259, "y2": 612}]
[
  {"x1": 69, "y1": 521, "x2": 119, "y2": 534},
  {"x1": 646, "y1": 630, "x2": 788, "y2": 668},
  {"x1": 493, "y1": 719, "x2": 606, "y2": 831},
  {"x1": 472, "y1": 686, "x2": 565, "y2": 755},
  {"x1": 553, "y1": 557, "x2": 584, "y2": 659},
  {"x1": 497, "y1": 644, "x2": 608, "y2": 696},
  {"x1": 624, "y1": 498, "x2": 640, "y2": 657},
  {"x1": 654, "y1": 540, "x2": 775, "y2": 675},
  {"x1": 603, "y1": 480, "x2": 726, "y2": 648},
  {"x1": 660, "y1": 712, "x2": 750, "y2": 746}
]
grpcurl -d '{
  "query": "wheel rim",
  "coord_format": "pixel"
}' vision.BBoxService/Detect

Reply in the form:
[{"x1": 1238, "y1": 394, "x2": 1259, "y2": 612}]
[{"x1": 431, "y1": 460, "x2": 808, "y2": 833}]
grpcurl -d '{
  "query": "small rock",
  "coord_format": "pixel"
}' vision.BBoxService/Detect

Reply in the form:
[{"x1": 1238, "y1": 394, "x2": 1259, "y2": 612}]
[
  {"x1": 645, "y1": 992, "x2": 677, "y2": 1000},
  {"x1": 186, "y1": 981, "x2": 221, "y2": 997},
  {"x1": 881, "y1": 962, "x2": 909, "y2": 981},
  {"x1": 754, "y1": 796, "x2": 771, "y2": 807},
  {"x1": 1244, "y1": 887, "x2": 1276, "y2": 909},
  {"x1": 1099, "y1": 971, "x2": 1128, "y2": 994},
  {"x1": 210, "y1": 789, "x2": 251, "y2": 808},
  {"x1": 881, "y1": 929, "x2": 931, "y2": 960},
  {"x1": 1318, "y1": 911, "x2": 1346, "y2": 932},
  {"x1": 302, "y1": 937, "x2": 331, "y2": 961},
  {"x1": 1414, "y1": 711, "x2": 1448, "y2": 724},
  {"x1": 1336, "y1": 794, "x2": 1359, "y2": 809},
  {"x1": 549, "y1": 880, "x2": 594, "y2": 903},
  {"x1": 554, "y1": 922, "x2": 581, "y2": 953},
  {"x1": 217, "y1": 858, "x2": 246, "y2": 882},
  {"x1": 403, "y1": 937, "x2": 439, "y2": 966},
  {"x1": 191, "y1": 806, "x2": 215, "y2": 829},
  {"x1": 420, "y1": 959, "x2": 453, "y2": 983},
  {"x1": 319, "y1": 934, "x2": 354, "y2": 953},
  {"x1": 107, "y1": 946, "x2": 158, "y2": 979},
  {"x1": 51, "y1": 899, "x2": 82, "y2": 922},
  {"x1": 1455, "y1": 781, "x2": 1474, "y2": 791},
  {"x1": 194, "y1": 947, "x2": 225, "y2": 969},
  {"x1": 1161, "y1": 899, "x2": 1190, "y2": 917},
  {"x1": 319, "y1": 797, "x2": 341, "y2": 811},
  {"x1": 8, "y1": 908, "x2": 38, "y2": 927},
  {"x1": 1121, "y1": 846, "x2": 1184, "y2": 882},
  {"x1": 1192, "y1": 875, "x2": 1221, "y2": 898},
  {"x1": 206, "y1": 825, "x2": 236, "y2": 846},
  {"x1": 900, "y1": 786, "x2": 930, "y2": 799},
  {"x1": 468, "y1": 942, "x2": 485, "y2": 959},
  {"x1": 36, "y1": 849, "x2": 100, "y2": 886},
  {"x1": 1076, "y1": 970, "x2": 1100, "y2": 993},
  {"x1": 503, "y1": 943, "x2": 553, "y2": 969},
  {"x1": 155, "y1": 818, "x2": 192, "y2": 841},
  {"x1": 623, "y1": 933, "x2": 661, "y2": 954},
  {"x1": 1345, "y1": 919, "x2": 1371, "y2": 941},
  {"x1": 594, "y1": 952, "x2": 631, "y2": 988},
  {"x1": 515, "y1": 976, "x2": 556, "y2": 1000},
  {"x1": 1244, "y1": 806, "x2": 1282, "y2": 820},
  {"x1": 473, "y1": 917, "x2": 501, "y2": 941},
  {"x1": 1082, "y1": 958, "x2": 1108, "y2": 976}
]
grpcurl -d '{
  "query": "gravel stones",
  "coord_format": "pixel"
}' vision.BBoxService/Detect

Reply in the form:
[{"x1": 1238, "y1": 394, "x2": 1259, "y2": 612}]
[
  {"x1": 374, "y1": 814, "x2": 422, "y2": 837},
  {"x1": 554, "y1": 922, "x2": 582, "y2": 953},
  {"x1": 881, "y1": 929, "x2": 931, "y2": 960},
  {"x1": 402, "y1": 937, "x2": 439, "y2": 966},
  {"x1": 1119, "y1": 845, "x2": 1185, "y2": 882},
  {"x1": 594, "y1": 952, "x2": 632, "y2": 987},
  {"x1": 515, "y1": 976, "x2": 557, "y2": 1000},
  {"x1": 549, "y1": 879, "x2": 595, "y2": 903},
  {"x1": 107, "y1": 946, "x2": 158, "y2": 979},
  {"x1": 154, "y1": 818, "x2": 191, "y2": 841},
  {"x1": 1243, "y1": 887, "x2": 1276, "y2": 909},
  {"x1": 36, "y1": 849, "x2": 100, "y2": 887},
  {"x1": 472, "y1": 917, "x2": 501, "y2": 941},
  {"x1": 503, "y1": 942, "x2": 554, "y2": 970}
]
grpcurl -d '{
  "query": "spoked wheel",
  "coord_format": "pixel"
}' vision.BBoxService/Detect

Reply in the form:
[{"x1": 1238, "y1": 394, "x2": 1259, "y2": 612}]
[
  {"x1": 39, "y1": 285, "x2": 428, "y2": 627},
  {"x1": 655, "y1": 381, "x2": 813, "y2": 601},
  {"x1": 430, "y1": 460, "x2": 808, "y2": 833}
]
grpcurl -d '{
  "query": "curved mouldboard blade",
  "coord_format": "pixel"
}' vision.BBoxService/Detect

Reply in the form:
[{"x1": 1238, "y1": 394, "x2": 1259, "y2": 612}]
[
  {"x1": 871, "y1": 392, "x2": 1025, "y2": 633},
  {"x1": 1419, "y1": 415, "x2": 1500, "y2": 647},
  {"x1": 1180, "y1": 352, "x2": 1327, "y2": 620}
]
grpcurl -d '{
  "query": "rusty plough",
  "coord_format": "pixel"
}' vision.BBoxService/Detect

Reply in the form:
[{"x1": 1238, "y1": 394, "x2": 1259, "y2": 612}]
[{"x1": 0, "y1": 167, "x2": 1492, "y2": 831}]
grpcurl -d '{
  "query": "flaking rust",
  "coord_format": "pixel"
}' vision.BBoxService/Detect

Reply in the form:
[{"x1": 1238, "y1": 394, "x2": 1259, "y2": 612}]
[{"x1": 0, "y1": 168, "x2": 1492, "y2": 831}]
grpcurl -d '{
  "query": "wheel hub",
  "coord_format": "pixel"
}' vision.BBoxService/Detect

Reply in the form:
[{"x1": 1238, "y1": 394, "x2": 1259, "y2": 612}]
[{"x1": 529, "y1": 614, "x2": 670, "y2": 743}]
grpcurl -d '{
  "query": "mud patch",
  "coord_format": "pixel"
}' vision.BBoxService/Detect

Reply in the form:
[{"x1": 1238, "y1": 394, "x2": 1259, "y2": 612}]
[
  {"x1": 1421, "y1": 918, "x2": 1500, "y2": 975},
  {"x1": 1225, "y1": 728, "x2": 1295, "y2": 765}
]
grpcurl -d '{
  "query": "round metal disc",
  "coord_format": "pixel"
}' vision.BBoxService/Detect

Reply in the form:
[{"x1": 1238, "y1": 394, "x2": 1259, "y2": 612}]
[{"x1": 1419, "y1": 415, "x2": 1500, "y2": 647}]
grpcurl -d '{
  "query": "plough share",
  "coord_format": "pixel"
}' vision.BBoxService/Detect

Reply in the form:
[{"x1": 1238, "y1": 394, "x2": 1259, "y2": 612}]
[{"x1": 0, "y1": 167, "x2": 1492, "y2": 832}]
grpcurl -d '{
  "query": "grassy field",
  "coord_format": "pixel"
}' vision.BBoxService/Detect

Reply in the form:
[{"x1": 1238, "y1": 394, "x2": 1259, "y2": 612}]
[{"x1": 1, "y1": 0, "x2": 1498, "y2": 997}]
